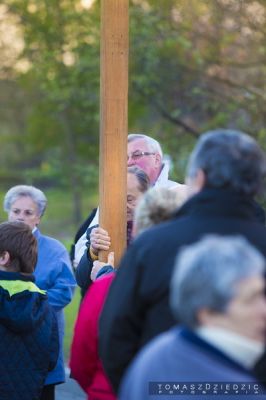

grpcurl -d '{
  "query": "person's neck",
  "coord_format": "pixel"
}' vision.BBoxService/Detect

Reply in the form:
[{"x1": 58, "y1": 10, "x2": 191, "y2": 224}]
[
  {"x1": 152, "y1": 165, "x2": 163, "y2": 185},
  {"x1": 196, "y1": 326, "x2": 264, "y2": 369},
  {"x1": 0, "y1": 265, "x2": 19, "y2": 272}
]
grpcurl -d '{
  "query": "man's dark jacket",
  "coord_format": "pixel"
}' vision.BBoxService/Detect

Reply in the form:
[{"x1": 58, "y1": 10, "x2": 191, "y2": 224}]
[
  {"x1": 99, "y1": 188, "x2": 266, "y2": 392},
  {"x1": 75, "y1": 225, "x2": 95, "y2": 298}
]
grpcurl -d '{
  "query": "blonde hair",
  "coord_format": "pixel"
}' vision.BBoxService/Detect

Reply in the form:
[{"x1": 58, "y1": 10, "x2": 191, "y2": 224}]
[{"x1": 134, "y1": 186, "x2": 187, "y2": 235}]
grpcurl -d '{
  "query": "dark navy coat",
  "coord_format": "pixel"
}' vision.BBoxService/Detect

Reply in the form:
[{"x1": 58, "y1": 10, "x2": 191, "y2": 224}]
[
  {"x1": 99, "y1": 188, "x2": 266, "y2": 391},
  {"x1": 0, "y1": 271, "x2": 58, "y2": 400}
]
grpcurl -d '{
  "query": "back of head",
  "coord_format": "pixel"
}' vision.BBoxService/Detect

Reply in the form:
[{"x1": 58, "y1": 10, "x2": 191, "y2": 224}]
[
  {"x1": 170, "y1": 235, "x2": 265, "y2": 329},
  {"x1": 134, "y1": 186, "x2": 185, "y2": 235},
  {"x1": 186, "y1": 129, "x2": 266, "y2": 196},
  {"x1": 0, "y1": 221, "x2": 37, "y2": 274}
]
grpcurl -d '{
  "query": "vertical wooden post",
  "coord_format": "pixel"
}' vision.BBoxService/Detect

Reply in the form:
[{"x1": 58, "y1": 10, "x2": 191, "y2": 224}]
[{"x1": 99, "y1": 0, "x2": 129, "y2": 263}]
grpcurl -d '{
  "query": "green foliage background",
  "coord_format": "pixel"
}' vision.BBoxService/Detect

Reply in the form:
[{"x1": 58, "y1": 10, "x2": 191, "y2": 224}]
[{"x1": 1, "y1": 0, "x2": 265, "y2": 236}]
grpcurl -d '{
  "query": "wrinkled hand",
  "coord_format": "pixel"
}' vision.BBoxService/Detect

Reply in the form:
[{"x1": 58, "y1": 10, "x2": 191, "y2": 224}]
[
  {"x1": 90, "y1": 227, "x2": 111, "y2": 256},
  {"x1": 90, "y1": 252, "x2": 115, "y2": 281}
]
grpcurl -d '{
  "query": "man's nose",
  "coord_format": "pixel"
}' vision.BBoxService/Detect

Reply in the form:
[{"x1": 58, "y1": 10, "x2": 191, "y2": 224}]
[{"x1": 127, "y1": 157, "x2": 135, "y2": 166}]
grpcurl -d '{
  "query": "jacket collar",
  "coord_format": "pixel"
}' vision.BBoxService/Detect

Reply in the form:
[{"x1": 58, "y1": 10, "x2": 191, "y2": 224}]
[
  {"x1": 33, "y1": 227, "x2": 41, "y2": 239},
  {"x1": 0, "y1": 270, "x2": 35, "y2": 282},
  {"x1": 154, "y1": 162, "x2": 169, "y2": 187},
  {"x1": 179, "y1": 327, "x2": 251, "y2": 374},
  {"x1": 175, "y1": 188, "x2": 261, "y2": 222}
]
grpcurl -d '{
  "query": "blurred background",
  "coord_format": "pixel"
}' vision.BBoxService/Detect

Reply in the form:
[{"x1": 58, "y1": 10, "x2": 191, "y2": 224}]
[{"x1": 1, "y1": 0, "x2": 266, "y2": 358}]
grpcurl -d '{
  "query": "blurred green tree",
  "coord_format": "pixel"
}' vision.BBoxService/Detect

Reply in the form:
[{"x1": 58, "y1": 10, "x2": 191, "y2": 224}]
[{"x1": 0, "y1": 0, "x2": 265, "y2": 222}]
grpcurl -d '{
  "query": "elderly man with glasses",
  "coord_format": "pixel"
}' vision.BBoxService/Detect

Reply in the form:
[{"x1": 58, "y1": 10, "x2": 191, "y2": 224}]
[
  {"x1": 127, "y1": 134, "x2": 178, "y2": 188},
  {"x1": 73, "y1": 133, "x2": 185, "y2": 266}
]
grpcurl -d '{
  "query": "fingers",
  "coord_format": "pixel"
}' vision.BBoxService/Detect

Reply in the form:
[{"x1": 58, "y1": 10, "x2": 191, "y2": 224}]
[
  {"x1": 90, "y1": 260, "x2": 106, "y2": 281},
  {"x1": 91, "y1": 227, "x2": 110, "y2": 238},
  {"x1": 90, "y1": 253, "x2": 114, "y2": 281},
  {"x1": 91, "y1": 240, "x2": 111, "y2": 251},
  {"x1": 90, "y1": 227, "x2": 111, "y2": 251}
]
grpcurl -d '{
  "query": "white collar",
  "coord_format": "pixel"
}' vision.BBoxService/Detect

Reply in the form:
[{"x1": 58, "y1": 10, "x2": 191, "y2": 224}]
[
  {"x1": 155, "y1": 162, "x2": 169, "y2": 186},
  {"x1": 196, "y1": 326, "x2": 264, "y2": 369}
]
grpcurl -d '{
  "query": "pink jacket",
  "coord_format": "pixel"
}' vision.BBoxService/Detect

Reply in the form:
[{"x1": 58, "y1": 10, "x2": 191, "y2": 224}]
[{"x1": 70, "y1": 273, "x2": 116, "y2": 400}]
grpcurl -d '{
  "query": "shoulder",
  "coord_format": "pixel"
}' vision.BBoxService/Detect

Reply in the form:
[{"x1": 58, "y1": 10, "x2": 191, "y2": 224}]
[
  {"x1": 74, "y1": 208, "x2": 98, "y2": 242},
  {"x1": 120, "y1": 329, "x2": 178, "y2": 388},
  {"x1": 117, "y1": 218, "x2": 181, "y2": 278},
  {"x1": 40, "y1": 234, "x2": 66, "y2": 249},
  {"x1": 136, "y1": 328, "x2": 178, "y2": 359},
  {"x1": 129, "y1": 330, "x2": 176, "y2": 372},
  {"x1": 80, "y1": 274, "x2": 115, "y2": 314},
  {"x1": 88, "y1": 273, "x2": 115, "y2": 296},
  {"x1": 166, "y1": 180, "x2": 184, "y2": 189},
  {"x1": 37, "y1": 231, "x2": 68, "y2": 256},
  {"x1": 131, "y1": 215, "x2": 180, "y2": 251}
]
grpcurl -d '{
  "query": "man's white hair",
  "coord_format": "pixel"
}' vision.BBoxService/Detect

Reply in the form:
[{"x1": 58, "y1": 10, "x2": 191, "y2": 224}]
[{"x1": 128, "y1": 133, "x2": 163, "y2": 158}]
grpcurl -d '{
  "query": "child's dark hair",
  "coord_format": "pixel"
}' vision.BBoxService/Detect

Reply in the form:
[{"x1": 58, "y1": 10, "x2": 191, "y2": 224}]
[{"x1": 0, "y1": 221, "x2": 37, "y2": 273}]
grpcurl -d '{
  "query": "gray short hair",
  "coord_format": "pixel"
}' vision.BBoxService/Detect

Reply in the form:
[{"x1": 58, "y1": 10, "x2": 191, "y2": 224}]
[
  {"x1": 134, "y1": 187, "x2": 185, "y2": 235},
  {"x1": 127, "y1": 166, "x2": 150, "y2": 193},
  {"x1": 186, "y1": 129, "x2": 266, "y2": 196},
  {"x1": 170, "y1": 235, "x2": 265, "y2": 329},
  {"x1": 128, "y1": 133, "x2": 163, "y2": 158},
  {"x1": 3, "y1": 185, "x2": 47, "y2": 217}
]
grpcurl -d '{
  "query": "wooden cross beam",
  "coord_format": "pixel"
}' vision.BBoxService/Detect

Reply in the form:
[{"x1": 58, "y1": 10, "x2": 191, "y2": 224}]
[{"x1": 99, "y1": 0, "x2": 129, "y2": 264}]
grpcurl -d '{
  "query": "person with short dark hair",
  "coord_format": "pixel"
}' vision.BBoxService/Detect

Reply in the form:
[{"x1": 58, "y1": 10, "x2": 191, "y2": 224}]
[
  {"x1": 0, "y1": 221, "x2": 59, "y2": 400},
  {"x1": 3, "y1": 185, "x2": 76, "y2": 400},
  {"x1": 99, "y1": 129, "x2": 266, "y2": 392},
  {"x1": 119, "y1": 236, "x2": 266, "y2": 400}
]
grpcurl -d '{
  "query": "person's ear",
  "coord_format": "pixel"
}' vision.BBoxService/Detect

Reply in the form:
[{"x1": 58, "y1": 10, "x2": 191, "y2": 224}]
[
  {"x1": 0, "y1": 251, "x2": 10, "y2": 267},
  {"x1": 197, "y1": 307, "x2": 223, "y2": 327},
  {"x1": 197, "y1": 308, "x2": 213, "y2": 325},
  {"x1": 155, "y1": 153, "x2": 162, "y2": 168},
  {"x1": 185, "y1": 169, "x2": 206, "y2": 197},
  {"x1": 195, "y1": 169, "x2": 206, "y2": 191}
]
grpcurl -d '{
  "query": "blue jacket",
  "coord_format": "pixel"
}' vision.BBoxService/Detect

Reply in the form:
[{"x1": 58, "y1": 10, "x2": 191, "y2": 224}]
[
  {"x1": 34, "y1": 228, "x2": 76, "y2": 385},
  {"x1": 120, "y1": 327, "x2": 262, "y2": 400},
  {"x1": 0, "y1": 271, "x2": 59, "y2": 400}
]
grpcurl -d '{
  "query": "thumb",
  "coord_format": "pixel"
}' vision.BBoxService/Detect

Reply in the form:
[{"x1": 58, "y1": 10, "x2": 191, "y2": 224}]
[{"x1": 107, "y1": 251, "x2": 115, "y2": 267}]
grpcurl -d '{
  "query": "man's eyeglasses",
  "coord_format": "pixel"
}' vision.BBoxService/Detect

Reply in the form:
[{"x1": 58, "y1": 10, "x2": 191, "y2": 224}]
[{"x1": 127, "y1": 151, "x2": 155, "y2": 161}]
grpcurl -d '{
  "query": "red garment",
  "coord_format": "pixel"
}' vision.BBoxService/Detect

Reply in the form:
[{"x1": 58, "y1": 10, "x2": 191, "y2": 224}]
[{"x1": 70, "y1": 274, "x2": 116, "y2": 400}]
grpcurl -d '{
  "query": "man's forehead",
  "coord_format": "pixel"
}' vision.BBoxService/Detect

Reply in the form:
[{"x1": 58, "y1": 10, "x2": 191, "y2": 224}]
[{"x1": 127, "y1": 138, "x2": 149, "y2": 152}]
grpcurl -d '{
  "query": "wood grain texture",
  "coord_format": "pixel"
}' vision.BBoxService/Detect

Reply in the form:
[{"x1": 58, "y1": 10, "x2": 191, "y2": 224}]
[{"x1": 99, "y1": 0, "x2": 128, "y2": 264}]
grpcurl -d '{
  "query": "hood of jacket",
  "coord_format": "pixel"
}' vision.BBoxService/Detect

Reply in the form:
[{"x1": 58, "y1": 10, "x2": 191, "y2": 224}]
[{"x1": 0, "y1": 271, "x2": 49, "y2": 334}]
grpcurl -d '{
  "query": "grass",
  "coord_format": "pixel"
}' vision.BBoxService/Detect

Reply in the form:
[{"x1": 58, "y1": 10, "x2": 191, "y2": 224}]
[
  {"x1": 60, "y1": 238, "x2": 82, "y2": 361},
  {"x1": 64, "y1": 289, "x2": 81, "y2": 362}
]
